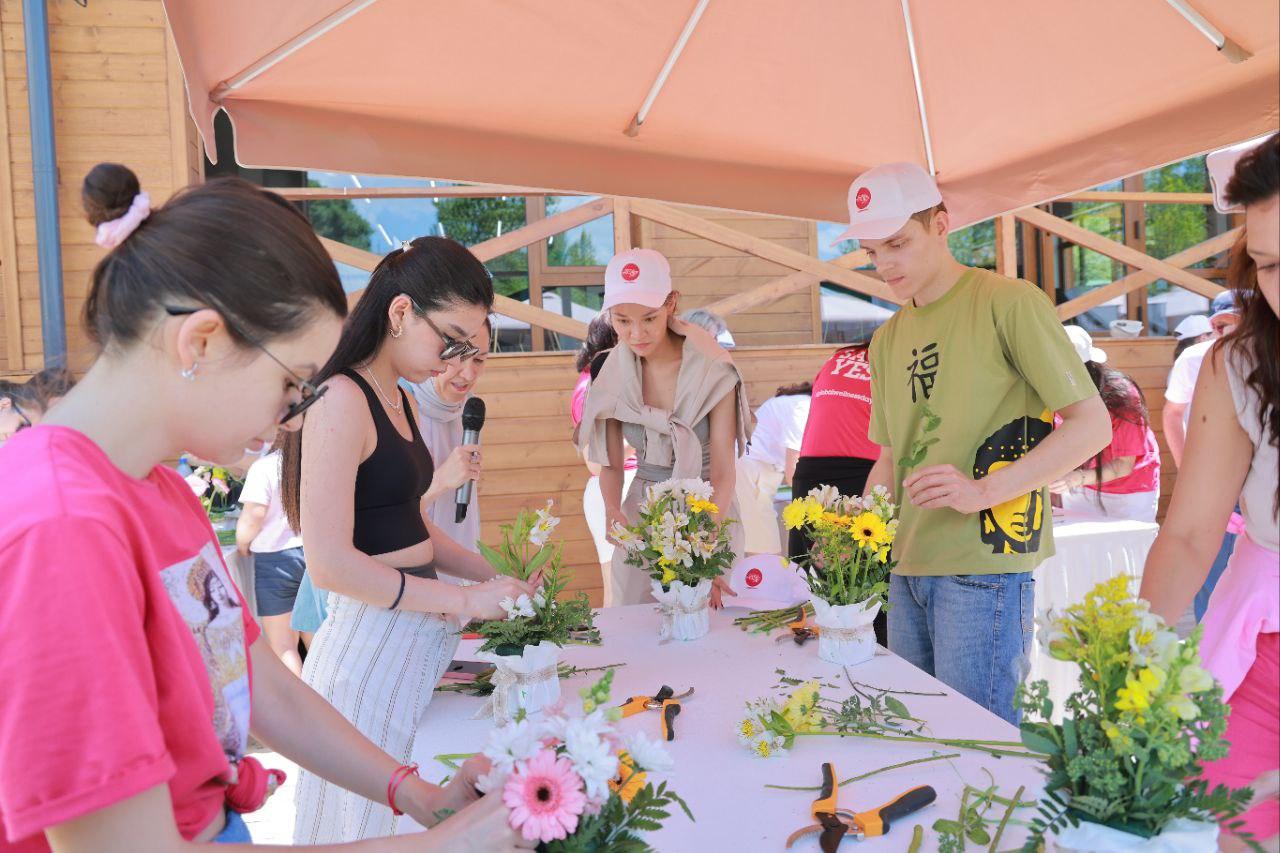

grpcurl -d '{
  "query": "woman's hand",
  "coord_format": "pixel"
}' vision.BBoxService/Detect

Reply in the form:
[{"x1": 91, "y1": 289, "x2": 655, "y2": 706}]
[
  {"x1": 440, "y1": 755, "x2": 492, "y2": 813},
  {"x1": 463, "y1": 576, "x2": 537, "y2": 620},
  {"x1": 710, "y1": 576, "x2": 737, "y2": 610},
  {"x1": 435, "y1": 444, "x2": 483, "y2": 492},
  {"x1": 398, "y1": 755, "x2": 492, "y2": 828},
  {"x1": 419, "y1": 790, "x2": 536, "y2": 851},
  {"x1": 1048, "y1": 469, "x2": 1084, "y2": 495},
  {"x1": 604, "y1": 505, "x2": 629, "y2": 544}
]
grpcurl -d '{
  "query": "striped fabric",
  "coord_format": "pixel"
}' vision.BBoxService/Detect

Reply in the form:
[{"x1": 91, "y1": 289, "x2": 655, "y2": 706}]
[{"x1": 292, "y1": 592, "x2": 460, "y2": 843}]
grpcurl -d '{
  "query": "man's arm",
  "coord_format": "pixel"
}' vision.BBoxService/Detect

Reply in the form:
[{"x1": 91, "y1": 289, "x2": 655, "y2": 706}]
[
  {"x1": 904, "y1": 395, "x2": 1111, "y2": 514},
  {"x1": 1162, "y1": 402, "x2": 1189, "y2": 469},
  {"x1": 865, "y1": 445, "x2": 895, "y2": 499}
]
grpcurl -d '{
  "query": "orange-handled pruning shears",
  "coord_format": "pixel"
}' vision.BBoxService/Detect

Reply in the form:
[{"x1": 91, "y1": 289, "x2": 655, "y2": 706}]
[
  {"x1": 786, "y1": 762, "x2": 937, "y2": 851},
  {"x1": 617, "y1": 685, "x2": 694, "y2": 741}
]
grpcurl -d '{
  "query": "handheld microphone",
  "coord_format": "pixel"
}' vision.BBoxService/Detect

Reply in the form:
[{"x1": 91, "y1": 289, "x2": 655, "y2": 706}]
[{"x1": 455, "y1": 397, "x2": 486, "y2": 523}]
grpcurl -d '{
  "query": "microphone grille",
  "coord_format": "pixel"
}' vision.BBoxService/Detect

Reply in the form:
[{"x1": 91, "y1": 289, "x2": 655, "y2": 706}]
[{"x1": 461, "y1": 396, "x2": 486, "y2": 430}]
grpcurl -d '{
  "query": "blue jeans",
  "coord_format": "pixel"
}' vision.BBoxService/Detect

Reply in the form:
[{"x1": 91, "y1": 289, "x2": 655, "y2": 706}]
[
  {"x1": 213, "y1": 809, "x2": 252, "y2": 843},
  {"x1": 888, "y1": 572, "x2": 1034, "y2": 725},
  {"x1": 1194, "y1": 530, "x2": 1238, "y2": 622}
]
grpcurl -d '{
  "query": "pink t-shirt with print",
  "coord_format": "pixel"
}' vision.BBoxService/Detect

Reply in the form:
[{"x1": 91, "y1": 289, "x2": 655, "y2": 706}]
[{"x1": 0, "y1": 427, "x2": 260, "y2": 851}]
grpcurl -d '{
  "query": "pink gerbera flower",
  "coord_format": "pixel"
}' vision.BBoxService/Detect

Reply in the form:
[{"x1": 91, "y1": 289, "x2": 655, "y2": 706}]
[{"x1": 503, "y1": 748, "x2": 586, "y2": 843}]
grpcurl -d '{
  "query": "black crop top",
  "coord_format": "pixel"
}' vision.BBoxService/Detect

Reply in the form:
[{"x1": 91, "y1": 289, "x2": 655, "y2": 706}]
[{"x1": 343, "y1": 369, "x2": 434, "y2": 556}]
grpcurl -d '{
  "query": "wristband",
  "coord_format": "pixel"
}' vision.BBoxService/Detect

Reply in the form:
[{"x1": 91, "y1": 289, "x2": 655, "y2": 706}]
[
  {"x1": 387, "y1": 762, "x2": 419, "y2": 816},
  {"x1": 389, "y1": 568, "x2": 407, "y2": 610}
]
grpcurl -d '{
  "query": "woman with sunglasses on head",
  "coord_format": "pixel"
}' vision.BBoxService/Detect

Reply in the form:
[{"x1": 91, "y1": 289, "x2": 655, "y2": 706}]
[
  {"x1": 281, "y1": 238, "x2": 535, "y2": 844},
  {"x1": 0, "y1": 164, "x2": 530, "y2": 851}
]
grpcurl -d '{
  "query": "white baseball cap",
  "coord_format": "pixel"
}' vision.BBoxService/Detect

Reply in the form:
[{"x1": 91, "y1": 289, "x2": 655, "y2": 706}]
[
  {"x1": 1063, "y1": 324, "x2": 1108, "y2": 364},
  {"x1": 602, "y1": 248, "x2": 672, "y2": 311},
  {"x1": 1173, "y1": 314, "x2": 1212, "y2": 340},
  {"x1": 833, "y1": 162, "x2": 943, "y2": 244},
  {"x1": 727, "y1": 554, "x2": 811, "y2": 611}
]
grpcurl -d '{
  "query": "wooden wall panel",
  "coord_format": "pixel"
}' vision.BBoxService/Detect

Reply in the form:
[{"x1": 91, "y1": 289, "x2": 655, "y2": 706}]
[{"x1": 0, "y1": 0, "x2": 199, "y2": 375}]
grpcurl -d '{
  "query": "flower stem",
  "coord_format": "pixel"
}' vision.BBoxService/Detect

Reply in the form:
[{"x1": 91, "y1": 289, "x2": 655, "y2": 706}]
[
  {"x1": 987, "y1": 784, "x2": 1025, "y2": 852},
  {"x1": 792, "y1": 729, "x2": 1043, "y2": 760},
  {"x1": 764, "y1": 752, "x2": 961, "y2": 791}
]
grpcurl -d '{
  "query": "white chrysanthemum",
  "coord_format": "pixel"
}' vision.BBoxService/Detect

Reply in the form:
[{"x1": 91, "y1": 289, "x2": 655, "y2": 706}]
[
  {"x1": 500, "y1": 593, "x2": 535, "y2": 620},
  {"x1": 481, "y1": 717, "x2": 541, "y2": 776},
  {"x1": 624, "y1": 730, "x2": 674, "y2": 773},
  {"x1": 562, "y1": 711, "x2": 617, "y2": 803}
]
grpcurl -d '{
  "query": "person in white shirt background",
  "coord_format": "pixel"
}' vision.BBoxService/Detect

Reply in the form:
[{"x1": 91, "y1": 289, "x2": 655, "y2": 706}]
[
  {"x1": 236, "y1": 449, "x2": 309, "y2": 675},
  {"x1": 735, "y1": 382, "x2": 811, "y2": 556},
  {"x1": 1163, "y1": 289, "x2": 1245, "y2": 621}
]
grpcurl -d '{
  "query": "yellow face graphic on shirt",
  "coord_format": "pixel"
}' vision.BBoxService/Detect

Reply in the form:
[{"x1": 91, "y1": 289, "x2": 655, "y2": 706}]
[{"x1": 974, "y1": 412, "x2": 1053, "y2": 555}]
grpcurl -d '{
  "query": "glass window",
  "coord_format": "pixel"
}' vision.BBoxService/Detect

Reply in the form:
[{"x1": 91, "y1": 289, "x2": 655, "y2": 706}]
[{"x1": 544, "y1": 196, "x2": 612, "y2": 267}]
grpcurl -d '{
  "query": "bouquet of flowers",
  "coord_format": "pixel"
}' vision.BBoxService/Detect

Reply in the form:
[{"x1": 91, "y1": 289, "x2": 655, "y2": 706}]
[
  {"x1": 782, "y1": 485, "x2": 898, "y2": 664},
  {"x1": 611, "y1": 479, "x2": 735, "y2": 641},
  {"x1": 478, "y1": 669, "x2": 693, "y2": 849},
  {"x1": 1018, "y1": 576, "x2": 1254, "y2": 851},
  {"x1": 184, "y1": 462, "x2": 243, "y2": 545},
  {"x1": 474, "y1": 501, "x2": 597, "y2": 720}
]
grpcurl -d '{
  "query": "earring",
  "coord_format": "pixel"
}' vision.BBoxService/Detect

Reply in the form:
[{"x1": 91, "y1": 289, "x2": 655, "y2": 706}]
[
  {"x1": 181, "y1": 362, "x2": 199, "y2": 381},
  {"x1": 390, "y1": 326, "x2": 403, "y2": 339}
]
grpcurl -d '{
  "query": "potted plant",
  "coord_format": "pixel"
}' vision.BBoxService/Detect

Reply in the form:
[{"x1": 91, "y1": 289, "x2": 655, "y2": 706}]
[
  {"x1": 781, "y1": 485, "x2": 897, "y2": 666},
  {"x1": 1019, "y1": 575, "x2": 1255, "y2": 851},
  {"x1": 473, "y1": 501, "x2": 596, "y2": 722},
  {"x1": 611, "y1": 479, "x2": 736, "y2": 641},
  {"x1": 475, "y1": 669, "x2": 693, "y2": 849}
]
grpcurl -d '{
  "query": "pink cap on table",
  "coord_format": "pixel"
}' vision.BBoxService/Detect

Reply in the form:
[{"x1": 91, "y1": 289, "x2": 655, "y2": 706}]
[
  {"x1": 728, "y1": 554, "x2": 811, "y2": 611},
  {"x1": 832, "y1": 162, "x2": 943, "y2": 244},
  {"x1": 602, "y1": 248, "x2": 672, "y2": 311}
]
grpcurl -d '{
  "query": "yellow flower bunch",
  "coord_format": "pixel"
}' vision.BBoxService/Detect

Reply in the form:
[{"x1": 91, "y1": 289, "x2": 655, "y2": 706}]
[
  {"x1": 786, "y1": 486, "x2": 899, "y2": 609},
  {"x1": 610, "y1": 750, "x2": 647, "y2": 803},
  {"x1": 780, "y1": 680, "x2": 823, "y2": 733},
  {"x1": 685, "y1": 494, "x2": 719, "y2": 515}
]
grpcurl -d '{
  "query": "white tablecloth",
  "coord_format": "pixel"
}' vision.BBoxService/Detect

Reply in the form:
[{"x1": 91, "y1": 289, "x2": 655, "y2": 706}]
[
  {"x1": 1030, "y1": 515, "x2": 1160, "y2": 719},
  {"x1": 409, "y1": 604, "x2": 1046, "y2": 851}
]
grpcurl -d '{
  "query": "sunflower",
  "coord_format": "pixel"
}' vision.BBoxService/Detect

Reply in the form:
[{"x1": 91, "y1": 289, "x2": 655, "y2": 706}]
[
  {"x1": 850, "y1": 512, "x2": 888, "y2": 548},
  {"x1": 609, "y1": 751, "x2": 648, "y2": 802}
]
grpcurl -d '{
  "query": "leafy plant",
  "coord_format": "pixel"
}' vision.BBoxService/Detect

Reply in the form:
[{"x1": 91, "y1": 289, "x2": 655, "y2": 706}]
[
  {"x1": 611, "y1": 479, "x2": 735, "y2": 589},
  {"x1": 1018, "y1": 576, "x2": 1257, "y2": 848},
  {"x1": 899, "y1": 401, "x2": 942, "y2": 469},
  {"x1": 437, "y1": 662, "x2": 624, "y2": 697},
  {"x1": 781, "y1": 485, "x2": 898, "y2": 609},
  {"x1": 473, "y1": 502, "x2": 596, "y2": 654}
]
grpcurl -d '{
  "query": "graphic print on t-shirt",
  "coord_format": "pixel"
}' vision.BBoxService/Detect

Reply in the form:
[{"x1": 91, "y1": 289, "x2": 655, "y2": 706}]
[
  {"x1": 906, "y1": 342, "x2": 940, "y2": 402},
  {"x1": 973, "y1": 411, "x2": 1053, "y2": 555},
  {"x1": 831, "y1": 348, "x2": 872, "y2": 381},
  {"x1": 159, "y1": 541, "x2": 251, "y2": 768}
]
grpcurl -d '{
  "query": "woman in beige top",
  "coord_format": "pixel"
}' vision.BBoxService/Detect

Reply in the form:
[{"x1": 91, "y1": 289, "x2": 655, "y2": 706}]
[{"x1": 577, "y1": 248, "x2": 751, "y2": 607}]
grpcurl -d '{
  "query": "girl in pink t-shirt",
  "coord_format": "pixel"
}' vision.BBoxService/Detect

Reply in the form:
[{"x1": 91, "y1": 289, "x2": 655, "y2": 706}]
[{"x1": 0, "y1": 165, "x2": 525, "y2": 851}]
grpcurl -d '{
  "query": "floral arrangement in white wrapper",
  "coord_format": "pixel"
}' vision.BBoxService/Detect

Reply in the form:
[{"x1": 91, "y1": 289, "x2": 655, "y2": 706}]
[
  {"x1": 477, "y1": 669, "x2": 693, "y2": 849},
  {"x1": 782, "y1": 485, "x2": 898, "y2": 665},
  {"x1": 473, "y1": 501, "x2": 596, "y2": 721},
  {"x1": 611, "y1": 478, "x2": 735, "y2": 641}
]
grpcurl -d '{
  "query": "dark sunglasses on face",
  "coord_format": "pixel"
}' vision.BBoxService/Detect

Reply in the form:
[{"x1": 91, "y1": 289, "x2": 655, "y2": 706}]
[
  {"x1": 8, "y1": 399, "x2": 32, "y2": 433},
  {"x1": 163, "y1": 305, "x2": 327, "y2": 425},
  {"x1": 406, "y1": 298, "x2": 482, "y2": 362}
]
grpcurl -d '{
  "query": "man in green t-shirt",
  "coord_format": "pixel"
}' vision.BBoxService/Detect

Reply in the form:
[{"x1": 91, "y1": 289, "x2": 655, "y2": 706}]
[{"x1": 836, "y1": 162, "x2": 1111, "y2": 724}]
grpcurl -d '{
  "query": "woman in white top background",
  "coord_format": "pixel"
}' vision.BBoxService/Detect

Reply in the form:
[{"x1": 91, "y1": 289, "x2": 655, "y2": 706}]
[{"x1": 735, "y1": 383, "x2": 811, "y2": 556}]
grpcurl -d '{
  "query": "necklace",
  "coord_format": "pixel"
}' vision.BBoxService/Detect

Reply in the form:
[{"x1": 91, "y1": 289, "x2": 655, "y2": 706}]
[{"x1": 360, "y1": 367, "x2": 403, "y2": 413}]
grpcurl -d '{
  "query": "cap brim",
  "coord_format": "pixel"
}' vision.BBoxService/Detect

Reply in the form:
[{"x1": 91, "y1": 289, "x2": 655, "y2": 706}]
[
  {"x1": 829, "y1": 215, "x2": 911, "y2": 246},
  {"x1": 601, "y1": 289, "x2": 670, "y2": 311},
  {"x1": 724, "y1": 594, "x2": 802, "y2": 612},
  {"x1": 1089, "y1": 347, "x2": 1109, "y2": 364}
]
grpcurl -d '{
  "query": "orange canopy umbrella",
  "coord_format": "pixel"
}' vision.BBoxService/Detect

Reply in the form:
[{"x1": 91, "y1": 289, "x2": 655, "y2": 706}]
[{"x1": 164, "y1": 0, "x2": 1278, "y2": 226}]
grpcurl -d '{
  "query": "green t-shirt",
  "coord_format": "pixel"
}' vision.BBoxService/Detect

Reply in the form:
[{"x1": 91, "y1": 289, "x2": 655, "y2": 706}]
[{"x1": 868, "y1": 268, "x2": 1097, "y2": 576}]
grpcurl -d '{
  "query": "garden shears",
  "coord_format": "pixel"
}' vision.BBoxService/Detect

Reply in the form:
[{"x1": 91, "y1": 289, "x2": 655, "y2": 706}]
[
  {"x1": 617, "y1": 685, "x2": 693, "y2": 741},
  {"x1": 785, "y1": 762, "x2": 936, "y2": 851},
  {"x1": 777, "y1": 607, "x2": 818, "y2": 646}
]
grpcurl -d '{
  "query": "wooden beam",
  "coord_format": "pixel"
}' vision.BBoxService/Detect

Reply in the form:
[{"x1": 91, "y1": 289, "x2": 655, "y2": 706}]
[
  {"x1": 1122, "y1": 174, "x2": 1148, "y2": 330},
  {"x1": 995, "y1": 215, "x2": 1017, "y2": 278},
  {"x1": 629, "y1": 198, "x2": 894, "y2": 301},
  {"x1": 1016, "y1": 206, "x2": 1223, "y2": 299},
  {"x1": 612, "y1": 197, "x2": 633, "y2": 254},
  {"x1": 318, "y1": 236, "x2": 589, "y2": 338},
  {"x1": 276, "y1": 184, "x2": 565, "y2": 201},
  {"x1": 704, "y1": 249, "x2": 870, "y2": 317},
  {"x1": 0, "y1": 46, "x2": 23, "y2": 369},
  {"x1": 1055, "y1": 227, "x2": 1241, "y2": 320},
  {"x1": 470, "y1": 198, "x2": 613, "y2": 263},
  {"x1": 1060, "y1": 191, "x2": 1213, "y2": 205}
]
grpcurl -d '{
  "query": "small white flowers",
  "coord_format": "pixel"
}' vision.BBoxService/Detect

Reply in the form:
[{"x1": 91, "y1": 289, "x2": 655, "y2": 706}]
[
  {"x1": 479, "y1": 716, "x2": 542, "y2": 791},
  {"x1": 624, "y1": 730, "x2": 674, "y2": 774},
  {"x1": 529, "y1": 500, "x2": 561, "y2": 548},
  {"x1": 500, "y1": 594, "x2": 536, "y2": 621},
  {"x1": 610, "y1": 523, "x2": 645, "y2": 553}
]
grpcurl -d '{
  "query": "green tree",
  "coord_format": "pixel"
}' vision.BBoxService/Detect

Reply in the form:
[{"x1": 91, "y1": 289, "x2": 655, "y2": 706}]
[
  {"x1": 304, "y1": 179, "x2": 373, "y2": 250},
  {"x1": 548, "y1": 229, "x2": 600, "y2": 266},
  {"x1": 1144, "y1": 157, "x2": 1210, "y2": 289},
  {"x1": 435, "y1": 196, "x2": 529, "y2": 296},
  {"x1": 947, "y1": 220, "x2": 995, "y2": 269}
]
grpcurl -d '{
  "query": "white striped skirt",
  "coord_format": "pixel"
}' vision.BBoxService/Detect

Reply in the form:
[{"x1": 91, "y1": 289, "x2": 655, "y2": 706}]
[{"x1": 292, "y1": 591, "x2": 460, "y2": 843}]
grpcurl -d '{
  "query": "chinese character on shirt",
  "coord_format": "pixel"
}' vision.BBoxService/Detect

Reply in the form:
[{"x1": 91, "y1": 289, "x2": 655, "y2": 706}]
[{"x1": 907, "y1": 342, "x2": 940, "y2": 402}]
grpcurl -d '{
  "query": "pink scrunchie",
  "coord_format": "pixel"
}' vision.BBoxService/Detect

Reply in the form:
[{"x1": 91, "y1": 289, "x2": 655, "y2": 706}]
[{"x1": 94, "y1": 191, "x2": 151, "y2": 249}]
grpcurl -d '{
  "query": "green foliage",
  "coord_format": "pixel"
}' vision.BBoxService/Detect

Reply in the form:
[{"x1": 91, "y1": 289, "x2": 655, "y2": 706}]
[
  {"x1": 435, "y1": 196, "x2": 529, "y2": 296},
  {"x1": 615, "y1": 481, "x2": 735, "y2": 588},
  {"x1": 546, "y1": 781, "x2": 694, "y2": 853},
  {"x1": 899, "y1": 401, "x2": 942, "y2": 469},
  {"x1": 1145, "y1": 157, "x2": 1212, "y2": 281},
  {"x1": 304, "y1": 179, "x2": 373, "y2": 250},
  {"x1": 948, "y1": 219, "x2": 996, "y2": 269},
  {"x1": 548, "y1": 229, "x2": 602, "y2": 267}
]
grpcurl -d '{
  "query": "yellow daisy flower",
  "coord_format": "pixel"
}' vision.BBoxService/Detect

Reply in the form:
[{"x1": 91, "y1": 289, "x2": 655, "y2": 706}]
[
  {"x1": 850, "y1": 512, "x2": 887, "y2": 548},
  {"x1": 610, "y1": 751, "x2": 648, "y2": 803},
  {"x1": 685, "y1": 494, "x2": 720, "y2": 515}
]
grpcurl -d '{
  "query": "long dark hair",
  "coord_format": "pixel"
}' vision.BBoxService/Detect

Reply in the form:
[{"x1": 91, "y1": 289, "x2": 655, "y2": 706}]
[
  {"x1": 1221, "y1": 133, "x2": 1279, "y2": 512},
  {"x1": 575, "y1": 313, "x2": 617, "y2": 373},
  {"x1": 81, "y1": 164, "x2": 346, "y2": 350},
  {"x1": 280, "y1": 236, "x2": 494, "y2": 531},
  {"x1": 775, "y1": 382, "x2": 813, "y2": 397},
  {"x1": 1084, "y1": 362, "x2": 1149, "y2": 495}
]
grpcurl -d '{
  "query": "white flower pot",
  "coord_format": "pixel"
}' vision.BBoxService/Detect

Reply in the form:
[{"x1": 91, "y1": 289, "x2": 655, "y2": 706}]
[
  {"x1": 811, "y1": 598, "x2": 880, "y2": 666},
  {"x1": 652, "y1": 579, "x2": 712, "y2": 641},
  {"x1": 1048, "y1": 817, "x2": 1219, "y2": 852},
  {"x1": 476, "y1": 641, "x2": 562, "y2": 724}
]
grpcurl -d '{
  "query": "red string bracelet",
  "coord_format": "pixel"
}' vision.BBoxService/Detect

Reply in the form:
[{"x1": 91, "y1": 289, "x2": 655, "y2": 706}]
[{"x1": 387, "y1": 763, "x2": 419, "y2": 816}]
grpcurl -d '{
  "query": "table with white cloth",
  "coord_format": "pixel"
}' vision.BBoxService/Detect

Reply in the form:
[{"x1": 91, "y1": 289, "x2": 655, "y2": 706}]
[
  {"x1": 1030, "y1": 514, "x2": 1160, "y2": 720},
  {"x1": 408, "y1": 604, "x2": 1047, "y2": 851}
]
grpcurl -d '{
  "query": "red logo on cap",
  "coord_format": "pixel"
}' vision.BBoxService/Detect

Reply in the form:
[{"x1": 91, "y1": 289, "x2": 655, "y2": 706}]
[
  {"x1": 620, "y1": 262, "x2": 641, "y2": 282},
  {"x1": 745, "y1": 568, "x2": 763, "y2": 588},
  {"x1": 855, "y1": 187, "x2": 872, "y2": 211}
]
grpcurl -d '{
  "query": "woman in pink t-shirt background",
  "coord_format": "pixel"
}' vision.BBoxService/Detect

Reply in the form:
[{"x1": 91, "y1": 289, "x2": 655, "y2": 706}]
[
  {"x1": 0, "y1": 164, "x2": 526, "y2": 851},
  {"x1": 1050, "y1": 326, "x2": 1161, "y2": 522}
]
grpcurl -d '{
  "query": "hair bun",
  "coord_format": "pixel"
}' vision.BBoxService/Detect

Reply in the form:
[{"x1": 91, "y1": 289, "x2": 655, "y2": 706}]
[{"x1": 82, "y1": 163, "x2": 141, "y2": 227}]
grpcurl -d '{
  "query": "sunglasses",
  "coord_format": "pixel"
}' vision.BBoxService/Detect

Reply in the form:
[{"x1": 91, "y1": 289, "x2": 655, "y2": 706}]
[
  {"x1": 11, "y1": 399, "x2": 32, "y2": 433},
  {"x1": 408, "y1": 298, "x2": 482, "y2": 362},
  {"x1": 164, "y1": 305, "x2": 327, "y2": 425}
]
